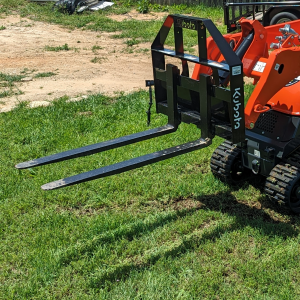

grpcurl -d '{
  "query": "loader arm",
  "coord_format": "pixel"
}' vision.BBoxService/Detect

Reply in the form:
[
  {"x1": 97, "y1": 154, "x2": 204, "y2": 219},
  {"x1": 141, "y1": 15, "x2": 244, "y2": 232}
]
[{"x1": 245, "y1": 48, "x2": 300, "y2": 129}]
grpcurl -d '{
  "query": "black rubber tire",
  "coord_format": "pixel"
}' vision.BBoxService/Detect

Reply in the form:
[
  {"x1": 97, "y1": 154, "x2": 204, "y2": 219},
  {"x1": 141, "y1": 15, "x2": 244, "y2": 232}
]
[
  {"x1": 210, "y1": 141, "x2": 251, "y2": 185},
  {"x1": 270, "y1": 11, "x2": 299, "y2": 25},
  {"x1": 265, "y1": 163, "x2": 300, "y2": 214}
]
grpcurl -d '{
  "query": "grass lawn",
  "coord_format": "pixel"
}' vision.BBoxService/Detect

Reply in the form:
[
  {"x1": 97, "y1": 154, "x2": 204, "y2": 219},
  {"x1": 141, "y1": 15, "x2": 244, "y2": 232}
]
[
  {"x1": 1, "y1": 1, "x2": 300, "y2": 299},
  {"x1": 1, "y1": 91, "x2": 300, "y2": 299}
]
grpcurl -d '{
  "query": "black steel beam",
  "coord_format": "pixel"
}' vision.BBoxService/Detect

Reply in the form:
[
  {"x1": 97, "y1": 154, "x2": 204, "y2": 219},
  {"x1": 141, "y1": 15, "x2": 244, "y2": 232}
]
[
  {"x1": 152, "y1": 49, "x2": 230, "y2": 71},
  {"x1": 199, "y1": 74, "x2": 212, "y2": 139},
  {"x1": 15, "y1": 125, "x2": 176, "y2": 169},
  {"x1": 41, "y1": 138, "x2": 212, "y2": 190},
  {"x1": 166, "y1": 64, "x2": 180, "y2": 127}
]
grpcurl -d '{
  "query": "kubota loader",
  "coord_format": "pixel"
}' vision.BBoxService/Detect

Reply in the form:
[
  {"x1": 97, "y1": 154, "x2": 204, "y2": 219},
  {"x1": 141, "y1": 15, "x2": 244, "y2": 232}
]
[{"x1": 16, "y1": 15, "x2": 300, "y2": 213}]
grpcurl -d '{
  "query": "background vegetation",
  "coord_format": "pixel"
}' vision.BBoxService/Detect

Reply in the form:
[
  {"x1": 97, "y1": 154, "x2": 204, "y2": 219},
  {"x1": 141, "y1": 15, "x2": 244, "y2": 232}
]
[
  {"x1": 0, "y1": 0, "x2": 227, "y2": 35},
  {"x1": 1, "y1": 1, "x2": 300, "y2": 299}
]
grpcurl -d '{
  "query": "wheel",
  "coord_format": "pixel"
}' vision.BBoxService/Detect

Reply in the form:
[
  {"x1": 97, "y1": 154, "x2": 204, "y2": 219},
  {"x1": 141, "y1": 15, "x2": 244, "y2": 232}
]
[
  {"x1": 265, "y1": 163, "x2": 300, "y2": 214},
  {"x1": 270, "y1": 11, "x2": 299, "y2": 25},
  {"x1": 210, "y1": 140, "x2": 250, "y2": 184}
]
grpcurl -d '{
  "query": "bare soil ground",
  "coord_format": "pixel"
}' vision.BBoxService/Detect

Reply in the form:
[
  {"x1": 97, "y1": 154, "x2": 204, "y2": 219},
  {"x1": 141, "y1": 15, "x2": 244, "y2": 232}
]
[{"x1": 0, "y1": 11, "x2": 168, "y2": 112}]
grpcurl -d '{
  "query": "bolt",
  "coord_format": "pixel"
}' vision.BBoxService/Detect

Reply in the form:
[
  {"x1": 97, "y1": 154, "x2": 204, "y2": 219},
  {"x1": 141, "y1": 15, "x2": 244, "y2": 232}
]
[
  {"x1": 260, "y1": 34, "x2": 264, "y2": 39},
  {"x1": 250, "y1": 123, "x2": 254, "y2": 129},
  {"x1": 277, "y1": 137, "x2": 280, "y2": 140}
]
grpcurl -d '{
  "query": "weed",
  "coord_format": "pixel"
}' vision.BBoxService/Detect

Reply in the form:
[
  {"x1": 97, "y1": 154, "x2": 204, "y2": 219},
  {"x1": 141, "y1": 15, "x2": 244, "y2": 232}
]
[
  {"x1": 137, "y1": 0, "x2": 150, "y2": 14},
  {"x1": 0, "y1": 73, "x2": 24, "y2": 83},
  {"x1": 92, "y1": 45, "x2": 103, "y2": 52},
  {"x1": 34, "y1": 72, "x2": 57, "y2": 78},
  {"x1": 126, "y1": 38, "x2": 139, "y2": 46},
  {"x1": 0, "y1": 25, "x2": 6, "y2": 30},
  {"x1": 122, "y1": 47, "x2": 134, "y2": 54},
  {"x1": 150, "y1": 3, "x2": 169, "y2": 12},
  {"x1": 0, "y1": 90, "x2": 10, "y2": 98},
  {"x1": 44, "y1": 43, "x2": 70, "y2": 51},
  {"x1": 0, "y1": 89, "x2": 23, "y2": 98},
  {"x1": 0, "y1": 72, "x2": 25, "y2": 98},
  {"x1": 91, "y1": 56, "x2": 104, "y2": 63},
  {"x1": 20, "y1": 68, "x2": 30, "y2": 74},
  {"x1": 136, "y1": 48, "x2": 150, "y2": 53}
]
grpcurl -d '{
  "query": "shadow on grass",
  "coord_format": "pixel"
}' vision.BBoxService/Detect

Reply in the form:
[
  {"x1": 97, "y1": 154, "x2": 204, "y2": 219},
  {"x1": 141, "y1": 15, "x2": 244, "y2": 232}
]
[
  {"x1": 88, "y1": 190, "x2": 300, "y2": 289},
  {"x1": 230, "y1": 173, "x2": 300, "y2": 218},
  {"x1": 58, "y1": 206, "x2": 202, "y2": 265}
]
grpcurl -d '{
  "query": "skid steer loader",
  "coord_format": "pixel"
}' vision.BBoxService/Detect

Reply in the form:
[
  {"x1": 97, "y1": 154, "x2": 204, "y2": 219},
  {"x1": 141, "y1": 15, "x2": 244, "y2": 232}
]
[{"x1": 16, "y1": 15, "x2": 300, "y2": 213}]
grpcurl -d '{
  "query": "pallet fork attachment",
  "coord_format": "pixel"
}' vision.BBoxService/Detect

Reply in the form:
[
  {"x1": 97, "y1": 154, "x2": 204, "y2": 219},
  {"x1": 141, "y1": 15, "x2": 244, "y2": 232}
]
[
  {"x1": 40, "y1": 138, "x2": 211, "y2": 190},
  {"x1": 16, "y1": 123, "x2": 211, "y2": 190},
  {"x1": 16, "y1": 15, "x2": 245, "y2": 190}
]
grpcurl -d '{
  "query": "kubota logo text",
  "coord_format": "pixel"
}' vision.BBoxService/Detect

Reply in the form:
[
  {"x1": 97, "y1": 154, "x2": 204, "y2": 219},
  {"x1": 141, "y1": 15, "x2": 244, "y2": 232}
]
[
  {"x1": 176, "y1": 19, "x2": 196, "y2": 30},
  {"x1": 233, "y1": 88, "x2": 242, "y2": 129}
]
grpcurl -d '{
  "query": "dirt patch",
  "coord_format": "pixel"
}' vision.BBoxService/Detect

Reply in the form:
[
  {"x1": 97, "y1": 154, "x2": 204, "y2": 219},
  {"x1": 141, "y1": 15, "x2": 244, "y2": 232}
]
[
  {"x1": 0, "y1": 12, "x2": 168, "y2": 112},
  {"x1": 0, "y1": 13, "x2": 252, "y2": 113},
  {"x1": 109, "y1": 10, "x2": 168, "y2": 22}
]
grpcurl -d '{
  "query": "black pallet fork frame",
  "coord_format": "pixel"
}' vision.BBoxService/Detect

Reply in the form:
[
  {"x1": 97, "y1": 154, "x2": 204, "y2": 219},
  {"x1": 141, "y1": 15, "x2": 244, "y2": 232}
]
[{"x1": 16, "y1": 15, "x2": 245, "y2": 190}]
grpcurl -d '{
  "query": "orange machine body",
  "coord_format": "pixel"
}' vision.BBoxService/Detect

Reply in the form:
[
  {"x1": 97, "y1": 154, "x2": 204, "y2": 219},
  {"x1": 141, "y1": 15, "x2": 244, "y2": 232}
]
[{"x1": 192, "y1": 18, "x2": 300, "y2": 129}]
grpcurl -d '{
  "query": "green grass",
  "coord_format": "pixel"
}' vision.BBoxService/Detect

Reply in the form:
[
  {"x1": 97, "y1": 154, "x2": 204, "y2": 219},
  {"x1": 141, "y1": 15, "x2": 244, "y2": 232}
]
[
  {"x1": 1, "y1": 1, "x2": 299, "y2": 298},
  {"x1": 90, "y1": 56, "x2": 105, "y2": 63},
  {"x1": 34, "y1": 72, "x2": 57, "y2": 78},
  {"x1": 44, "y1": 43, "x2": 71, "y2": 52},
  {"x1": 1, "y1": 90, "x2": 300, "y2": 299},
  {"x1": 0, "y1": 72, "x2": 24, "y2": 83},
  {"x1": 137, "y1": 0, "x2": 150, "y2": 14},
  {"x1": 92, "y1": 45, "x2": 103, "y2": 52},
  {"x1": 0, "y1": 72, "x2": 25, "y2": 98},
  {"x1": 125, "y1": 38, "x2": 140, "y2": 47}
]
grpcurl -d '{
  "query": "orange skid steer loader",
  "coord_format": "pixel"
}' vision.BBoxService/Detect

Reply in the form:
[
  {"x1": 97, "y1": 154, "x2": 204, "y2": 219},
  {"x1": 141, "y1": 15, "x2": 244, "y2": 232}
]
[{"x1": 16, "y1": 15, "x2": 300, "y2": 213}]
